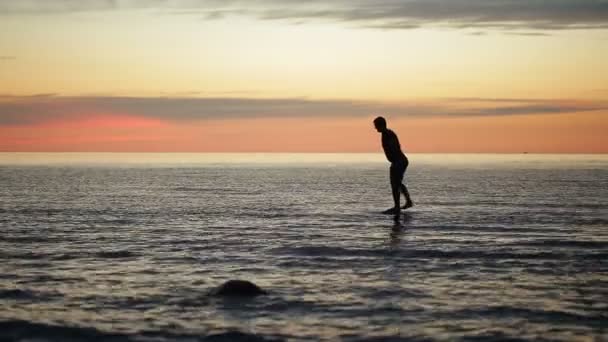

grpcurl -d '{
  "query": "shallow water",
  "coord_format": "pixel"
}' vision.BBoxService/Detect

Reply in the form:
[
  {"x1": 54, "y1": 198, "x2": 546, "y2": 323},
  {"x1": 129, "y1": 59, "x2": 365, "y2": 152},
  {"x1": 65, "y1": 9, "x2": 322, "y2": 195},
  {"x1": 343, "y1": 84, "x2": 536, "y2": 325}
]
[{"x1": 1, "y1": 154, "x2": 607, "y2": 341}]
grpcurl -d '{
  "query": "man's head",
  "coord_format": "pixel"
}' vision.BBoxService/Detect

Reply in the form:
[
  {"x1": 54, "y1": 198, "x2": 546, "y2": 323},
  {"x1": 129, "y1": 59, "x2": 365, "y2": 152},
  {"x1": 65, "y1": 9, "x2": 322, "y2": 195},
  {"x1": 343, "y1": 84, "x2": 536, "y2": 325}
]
[{"x1": 373, "y1": 116, "x2": 387, "y2": 133}]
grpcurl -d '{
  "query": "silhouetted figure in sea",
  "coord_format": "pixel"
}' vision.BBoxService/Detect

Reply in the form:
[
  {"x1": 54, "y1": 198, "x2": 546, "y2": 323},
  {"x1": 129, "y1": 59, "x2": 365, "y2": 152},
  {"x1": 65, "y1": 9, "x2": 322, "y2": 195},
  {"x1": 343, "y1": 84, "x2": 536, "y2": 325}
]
[{"x1": 373, "y1": 116, "x2": 413, "y2": 217}]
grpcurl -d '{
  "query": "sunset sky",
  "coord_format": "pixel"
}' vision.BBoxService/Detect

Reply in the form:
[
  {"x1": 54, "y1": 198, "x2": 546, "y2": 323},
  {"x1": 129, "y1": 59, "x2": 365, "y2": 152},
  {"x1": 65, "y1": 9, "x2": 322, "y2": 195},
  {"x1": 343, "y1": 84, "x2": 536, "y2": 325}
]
[{"x1": 1, "y1": 0, "x2": 607, "y2": 153}]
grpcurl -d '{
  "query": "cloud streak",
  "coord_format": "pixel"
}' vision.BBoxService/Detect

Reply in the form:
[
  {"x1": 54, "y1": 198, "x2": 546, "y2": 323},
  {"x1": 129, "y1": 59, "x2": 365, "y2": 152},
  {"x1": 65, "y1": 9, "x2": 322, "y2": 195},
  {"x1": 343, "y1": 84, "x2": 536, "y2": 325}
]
[
  {"x1": 1, "y1": 0, "x2": 608, "y2": 31},
  {"x1": 0, "y1": 95, "x2": 606, "y2": 126}
]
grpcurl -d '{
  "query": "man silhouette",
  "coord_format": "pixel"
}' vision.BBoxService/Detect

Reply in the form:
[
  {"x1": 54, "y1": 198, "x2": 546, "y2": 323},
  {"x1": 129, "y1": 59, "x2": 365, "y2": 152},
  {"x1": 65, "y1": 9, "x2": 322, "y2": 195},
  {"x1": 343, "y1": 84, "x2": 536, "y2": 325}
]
[{"x1": 373, "y1": 116, "x2": 413, "y2": 216}]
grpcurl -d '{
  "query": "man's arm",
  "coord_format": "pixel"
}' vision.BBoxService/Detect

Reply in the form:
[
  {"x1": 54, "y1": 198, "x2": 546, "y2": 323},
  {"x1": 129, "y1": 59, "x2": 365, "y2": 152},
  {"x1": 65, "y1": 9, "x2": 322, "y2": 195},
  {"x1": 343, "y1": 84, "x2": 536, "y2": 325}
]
[{"x1": 381, "y1": 133, "x2": 396, "y2": 163}]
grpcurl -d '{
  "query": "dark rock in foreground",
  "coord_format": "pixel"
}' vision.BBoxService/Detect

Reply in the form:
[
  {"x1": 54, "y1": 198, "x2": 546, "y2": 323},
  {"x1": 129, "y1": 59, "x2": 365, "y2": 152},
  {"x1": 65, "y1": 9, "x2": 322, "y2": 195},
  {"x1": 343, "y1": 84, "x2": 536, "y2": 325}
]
[{"x1": 213, "y1": 280, "x2": 267, "y2": 297}]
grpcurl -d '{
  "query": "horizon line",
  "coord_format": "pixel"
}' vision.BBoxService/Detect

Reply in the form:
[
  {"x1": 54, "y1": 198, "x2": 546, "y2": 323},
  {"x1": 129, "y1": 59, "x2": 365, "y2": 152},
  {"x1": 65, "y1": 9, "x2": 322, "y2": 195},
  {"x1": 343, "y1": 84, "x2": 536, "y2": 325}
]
[{"x1": 1, "y1": 152, "x2": 607, "y2": 155}]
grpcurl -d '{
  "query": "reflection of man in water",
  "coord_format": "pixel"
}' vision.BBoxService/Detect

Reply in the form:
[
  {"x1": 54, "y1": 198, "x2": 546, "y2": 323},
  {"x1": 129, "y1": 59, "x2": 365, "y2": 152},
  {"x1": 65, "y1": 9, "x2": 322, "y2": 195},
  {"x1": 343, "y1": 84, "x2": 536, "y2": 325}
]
[{"x1": 374, "y1": 116, "x2": 414, "y2": 216}]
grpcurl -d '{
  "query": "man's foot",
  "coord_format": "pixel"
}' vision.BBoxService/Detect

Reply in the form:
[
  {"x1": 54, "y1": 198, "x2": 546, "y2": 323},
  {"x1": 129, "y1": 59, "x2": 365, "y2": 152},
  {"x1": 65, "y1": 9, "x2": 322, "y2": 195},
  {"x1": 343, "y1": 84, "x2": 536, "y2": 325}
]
[
  {"x1": 382, "y1": 207, "x2": 400, "y2": 215},
  {"x1": 401, "y1": 201, "x2": 414, "y2": 209}
]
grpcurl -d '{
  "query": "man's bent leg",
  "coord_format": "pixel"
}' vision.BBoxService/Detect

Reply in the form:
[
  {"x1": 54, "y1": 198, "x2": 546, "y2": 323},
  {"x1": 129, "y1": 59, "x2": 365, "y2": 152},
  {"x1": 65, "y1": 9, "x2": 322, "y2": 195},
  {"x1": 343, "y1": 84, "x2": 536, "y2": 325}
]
[
  {"x1": 390, "y1": 164, "x2": 404, "y2": 213},
  {"x1": 401, "y1": 184, "x2": 413, "y2": 209},
  {"x1": 400, "y1": 161, "x2": 414, "y2": 209},
  {"x1": 392, "y1": 182, "x2": 401, "y2": 211}
]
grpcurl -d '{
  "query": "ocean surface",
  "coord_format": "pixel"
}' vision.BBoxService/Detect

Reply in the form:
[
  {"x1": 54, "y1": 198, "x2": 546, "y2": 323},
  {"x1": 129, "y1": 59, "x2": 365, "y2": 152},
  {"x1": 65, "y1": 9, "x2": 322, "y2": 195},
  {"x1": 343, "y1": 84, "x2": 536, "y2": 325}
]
[{"x1": 1, "y1": 153, "x2": 607, "y2": 342}]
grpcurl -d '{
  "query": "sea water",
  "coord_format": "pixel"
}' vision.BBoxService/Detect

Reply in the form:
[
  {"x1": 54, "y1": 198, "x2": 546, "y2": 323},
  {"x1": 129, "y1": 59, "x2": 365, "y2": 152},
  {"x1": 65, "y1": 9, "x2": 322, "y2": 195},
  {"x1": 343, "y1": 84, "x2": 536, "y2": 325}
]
[{"x1": 0, "y1": 153, "x2": 606, "y2": 341}]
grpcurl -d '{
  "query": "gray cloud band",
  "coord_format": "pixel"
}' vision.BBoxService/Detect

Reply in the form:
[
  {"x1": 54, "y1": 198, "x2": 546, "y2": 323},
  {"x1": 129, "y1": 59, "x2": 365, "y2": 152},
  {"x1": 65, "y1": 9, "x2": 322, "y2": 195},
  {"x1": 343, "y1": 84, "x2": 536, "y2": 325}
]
[
  {"x1": 0, "y1": 95, "x2": 605, "y2": 125},
  {"x1": 1, "y1": 0, "x2": 608, "y2": 30}
]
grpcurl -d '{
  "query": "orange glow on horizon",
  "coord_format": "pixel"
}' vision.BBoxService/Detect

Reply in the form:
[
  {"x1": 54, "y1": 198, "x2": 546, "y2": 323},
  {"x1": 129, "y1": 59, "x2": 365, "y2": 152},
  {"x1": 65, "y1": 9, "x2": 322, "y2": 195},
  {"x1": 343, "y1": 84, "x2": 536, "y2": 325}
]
[{"x1": 1, "y1": 111, "x2": 606, "y2": 153}]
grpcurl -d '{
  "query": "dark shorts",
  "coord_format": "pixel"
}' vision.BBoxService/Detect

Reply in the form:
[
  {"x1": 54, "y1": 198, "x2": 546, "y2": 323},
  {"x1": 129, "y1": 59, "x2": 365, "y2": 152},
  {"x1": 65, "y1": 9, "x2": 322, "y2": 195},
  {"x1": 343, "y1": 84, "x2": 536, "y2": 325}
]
[{"x1": 390, "y1": 158, "x2": 408, "y2": 187}]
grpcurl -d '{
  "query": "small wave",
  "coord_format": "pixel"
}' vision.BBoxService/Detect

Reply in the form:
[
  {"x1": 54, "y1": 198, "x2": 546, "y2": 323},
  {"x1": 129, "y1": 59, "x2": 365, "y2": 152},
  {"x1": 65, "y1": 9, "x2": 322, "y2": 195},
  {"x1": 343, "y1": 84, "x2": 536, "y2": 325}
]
[
  {"x1": 4, "y1": 250, "x2": 139, "y2": 261},
  {"x1": 252, "y1": 211, "x2": 308, "y2": 219},
  {"x1": 0, "y1": 208, "x2": 62, "y2": 215},
  {"x1": 0, "y1": 235, "x2": 54, "y2": 243},
  {"x1": 573, "y1": 217, "x2": 608, "y2": 226},
  {"x1": 173, "y1": 186, "x2": 262, "y2": 195},
  {"x1": 51, "y1": 253, "x2": 81, "y2": 261},
  {"x1": 102, "y1": 218, "x2": 137, "y2": 225},
  {"x1": 408, "y1": 249, "x2": 576, "y2": 260},
  {"x1": 29, "y1": 274, "x2": 84, "y2": 283},
  {"x1": 366, "y1": 287, "x2": 430, "y2": 300},
  {"x1": 204, "y1": 331, "x2": 284, "y2": 342},
  {"x1": 20, "y1": 251, "x2": 137, "y2": 261},
  {"x1": 0, "y1": 320, "x2": 285, "y2": 342},
  {"x1": 515, "y1": 240, "x2": 608, "y2": 249},
  {"x1": 0, "y1": 208, "x2": 141, "y2": 225},
  {"x1": 273, "y1": 246, "x2": 572, "y2": 260},
  {"x1": 272, "y1": 246, "x2": 383, "y2": 258},
  {"x1": 0, "y1": 319, "x2": 130, "y2": 341},
  {"x1": 351, "y1": 336, "x2": 434, "y2": 342},
  {"x1": 174, "y1": 186, "x2": 223, "y2": 192},
  {"x1": 0, "y1": 289, "x2": 38, "y2": 300},
  {"x1": 444, "y1": 306, "x2": 603, "y2": 328},
  {"x1": 580, "y1": 253, "x2": 608, "y2": 260},
  {"x1": 95, "y1": 250, "x2": 138, "y2": 259},
  {"x1": 0, "y1": 288, "x2": 60, "y2": 301},
  {"x1": 0, "y1": 251, "x2": 50, "y2": 260},
  {"x1": 422, "y1": 200, "x2": 512, "y2": 207},
  {"x1": 530, "y1": 202, "x2": 607, "y2": 210},
  {"x1": 457, "y1": 331, "x2": 535, "y2": 342},
  {"x1": 84, "y1": 217, "x2": 137, "y2": 225},
  {"x1": 421, "y1": 201, "x2": 607, "y2": 210}
]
